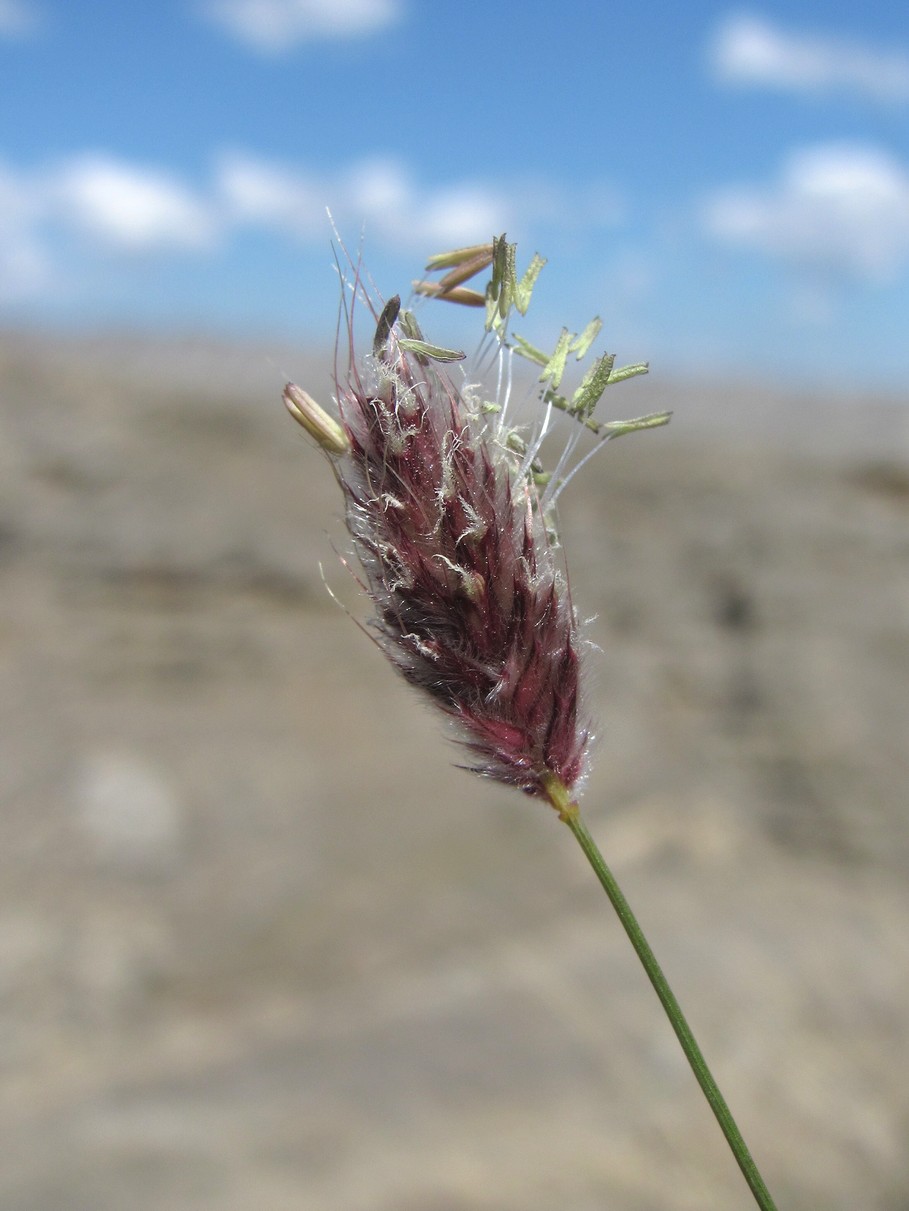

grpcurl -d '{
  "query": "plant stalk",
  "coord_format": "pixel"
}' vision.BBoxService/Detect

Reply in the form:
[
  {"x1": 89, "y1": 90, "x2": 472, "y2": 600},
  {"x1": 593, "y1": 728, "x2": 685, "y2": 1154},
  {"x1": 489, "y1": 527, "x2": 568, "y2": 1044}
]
[{"x1": 542, "y1": 774, "x2": 779, "y2": 1211}]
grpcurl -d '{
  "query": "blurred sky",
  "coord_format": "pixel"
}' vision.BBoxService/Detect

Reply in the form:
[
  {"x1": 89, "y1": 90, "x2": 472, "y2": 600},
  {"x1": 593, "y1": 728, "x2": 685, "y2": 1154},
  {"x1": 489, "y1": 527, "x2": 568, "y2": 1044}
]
[{"x1": 2, "y1": 0, "x2": 909, "y2": 389}]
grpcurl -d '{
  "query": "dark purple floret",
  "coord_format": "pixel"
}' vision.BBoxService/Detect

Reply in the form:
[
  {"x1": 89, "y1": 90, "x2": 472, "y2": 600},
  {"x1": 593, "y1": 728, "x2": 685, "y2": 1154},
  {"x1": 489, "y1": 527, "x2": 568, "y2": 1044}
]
[{"x1": 332, "y1": 299, "x2": 589, "y2": 798}]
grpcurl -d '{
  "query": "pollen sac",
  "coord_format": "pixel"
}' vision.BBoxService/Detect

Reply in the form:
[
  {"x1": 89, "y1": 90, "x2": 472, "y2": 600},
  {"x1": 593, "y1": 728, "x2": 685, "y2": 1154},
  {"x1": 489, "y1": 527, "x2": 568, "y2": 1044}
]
[
  {"x1": 283, "y1": 383, "x2": 350, "y2": 456},
  {"x1": 411, "y1": 280, "x2": 487, "y2": 307}
]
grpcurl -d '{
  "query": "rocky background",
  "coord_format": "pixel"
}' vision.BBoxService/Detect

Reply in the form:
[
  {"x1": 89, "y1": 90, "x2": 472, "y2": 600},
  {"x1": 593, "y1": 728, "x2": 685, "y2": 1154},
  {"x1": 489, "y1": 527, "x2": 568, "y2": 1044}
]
[{"x1": 1, "y1": 327, "x2": 908, "y2": 1210}]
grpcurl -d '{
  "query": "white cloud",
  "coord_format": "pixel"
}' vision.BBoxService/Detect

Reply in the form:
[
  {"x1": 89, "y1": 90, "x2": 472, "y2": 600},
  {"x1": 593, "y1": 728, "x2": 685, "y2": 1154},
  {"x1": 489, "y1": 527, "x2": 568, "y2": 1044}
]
[
  {"x1": 0, "y1": 161, "x2": 35, "y2": 228},
  {"x1": 0, "y1": 0, "x2": 42, "y2": 38},
  {"x1": 709, "y1": 12, "x2": 909, "y2": 103},
  {"x1": 0, "y1": 147, "x2": 625, "y2": 308},
  {"x1": 342, "y1": 158, "x2": 506, "y2": 246},
  {"x1": 218, "y1": 151, "x2": 509, "y2": 249},
  {"x1": 199, "y1": 0, "x2": 401, "y2": 53},
  {"x1": 0, "y1": 148, "x2": 512, "y2": 305},
  {"x1": 0, "y1": 238, "x2": 52, "y2": 300},
  {"x1": 218, "y1": 152, "x2": 326, "y2": 236},
  {"x1": 703, "y1": 144, "x2": 909, "y2": 284},
  {"x1": 0, "y1": 161, "x2": 54, "y2": 298},
  {"x1": 52, "y1": 155, "x2": 220, "y2": 251},
  {"x1": 411, "y1": 186, "x2": 505, "y2": 246},
  {"x1": 0, "y1": 153, "x2": 220, "y2": 301}
]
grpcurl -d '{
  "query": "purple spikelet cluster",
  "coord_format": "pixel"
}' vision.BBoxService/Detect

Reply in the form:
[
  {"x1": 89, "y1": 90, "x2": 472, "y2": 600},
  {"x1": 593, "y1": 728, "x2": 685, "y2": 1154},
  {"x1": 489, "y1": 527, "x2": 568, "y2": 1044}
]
[
  {"x1": 286, "y1": 237, "x2": 666, "y2": 802},
  {"x1": 331, "y1": 295, "x2": 588, "y2": 799}
]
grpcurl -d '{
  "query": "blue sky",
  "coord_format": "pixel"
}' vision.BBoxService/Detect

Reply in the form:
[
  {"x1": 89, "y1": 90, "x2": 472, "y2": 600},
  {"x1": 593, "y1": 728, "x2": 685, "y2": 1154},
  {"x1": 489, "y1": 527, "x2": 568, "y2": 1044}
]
[{"x1": 2, "y1": 0, "x2": 909, "y2": 389}]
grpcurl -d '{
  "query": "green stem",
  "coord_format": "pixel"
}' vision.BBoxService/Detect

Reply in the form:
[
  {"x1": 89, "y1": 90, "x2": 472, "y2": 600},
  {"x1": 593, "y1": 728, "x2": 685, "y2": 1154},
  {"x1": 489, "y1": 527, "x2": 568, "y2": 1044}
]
[{"x1": 542, "y1": 774, "x2": 778, "y2": 1211}]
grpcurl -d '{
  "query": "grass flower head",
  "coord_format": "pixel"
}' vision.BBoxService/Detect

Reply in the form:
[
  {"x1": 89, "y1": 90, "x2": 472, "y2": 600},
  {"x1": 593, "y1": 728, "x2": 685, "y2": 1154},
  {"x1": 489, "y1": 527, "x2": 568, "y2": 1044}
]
[{"x1": 286, "y1": 236, "x2": 668, "y2": 807}]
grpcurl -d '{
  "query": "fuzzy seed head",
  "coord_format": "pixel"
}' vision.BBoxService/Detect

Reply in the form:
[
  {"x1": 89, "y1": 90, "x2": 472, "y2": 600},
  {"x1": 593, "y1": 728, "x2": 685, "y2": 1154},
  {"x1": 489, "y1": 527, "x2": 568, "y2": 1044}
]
[
  {"x1": 330, "y1": 297, "x2": 589, "y2": 798},
  {"x1": 287, "y1": 236, "x2": 668, "y2": 803}
]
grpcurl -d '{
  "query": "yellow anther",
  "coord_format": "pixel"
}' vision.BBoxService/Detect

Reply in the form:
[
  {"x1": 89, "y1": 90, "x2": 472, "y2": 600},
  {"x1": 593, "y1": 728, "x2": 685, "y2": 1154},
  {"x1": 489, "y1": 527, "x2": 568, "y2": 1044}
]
[{"x1": 283, "y1": 383, "x2": 350, "y2": 456}]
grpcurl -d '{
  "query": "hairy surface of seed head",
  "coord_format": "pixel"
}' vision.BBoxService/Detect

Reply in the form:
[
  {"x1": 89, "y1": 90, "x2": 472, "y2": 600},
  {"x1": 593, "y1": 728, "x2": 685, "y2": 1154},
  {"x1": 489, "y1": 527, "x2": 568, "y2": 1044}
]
[{"x1": 333, "y1": 305, "x2": 588, "y2": 798}]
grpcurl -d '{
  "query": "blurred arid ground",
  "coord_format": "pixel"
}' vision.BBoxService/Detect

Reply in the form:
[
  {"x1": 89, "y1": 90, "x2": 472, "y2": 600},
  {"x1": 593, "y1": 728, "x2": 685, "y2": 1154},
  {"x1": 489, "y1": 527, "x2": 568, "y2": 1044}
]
[{"x1": 1, "y1": 327, "x2": 908, "y2": 1211}]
